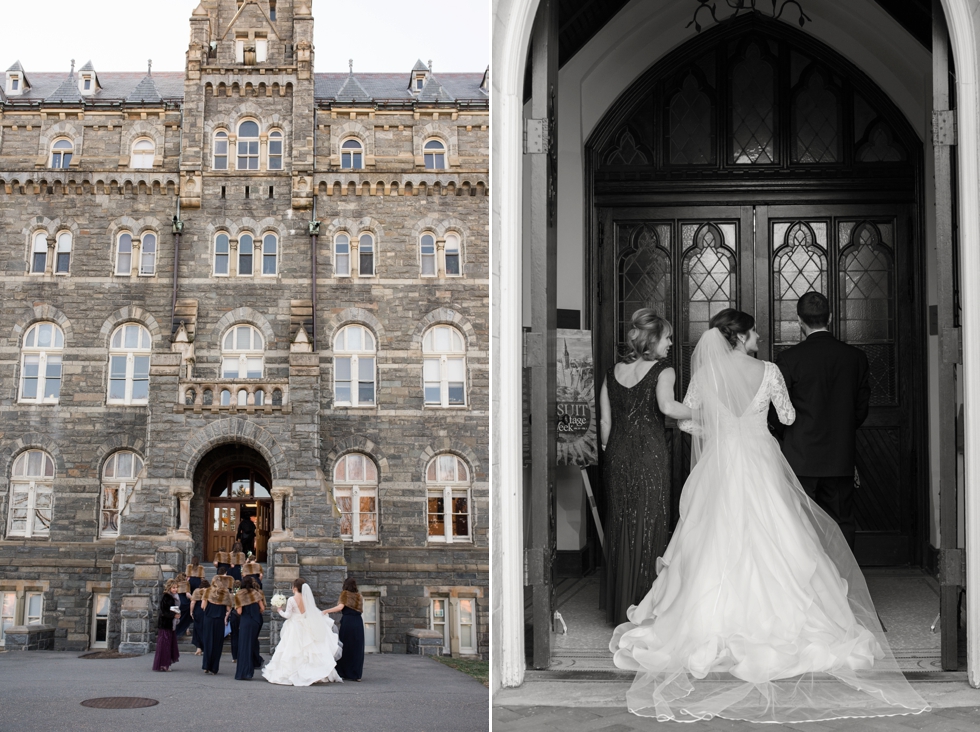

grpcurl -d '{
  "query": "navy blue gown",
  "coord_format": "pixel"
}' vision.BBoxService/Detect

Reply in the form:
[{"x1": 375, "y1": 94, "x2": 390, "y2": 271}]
[
  {"x1": 201, "y1": 602, "x2": 226, "y2": 674},
  {"x1": 336, "y1": 606, "x2": 364, "y2": 680},
  {"x1": 175, "y1": 593, "x2": 193, "y2": 638},
  {"x1": 235, "y1": 603, "x2": 264, "y2": 680},
  {"x1": 229, "y1": 609, "x2": 240, "y2": 661},
  {"x1": 191, "y1": 598, "x2": 206, "y2": 650}
]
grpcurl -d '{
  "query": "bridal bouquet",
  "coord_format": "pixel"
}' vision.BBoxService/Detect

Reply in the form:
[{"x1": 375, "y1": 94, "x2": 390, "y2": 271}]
[{"x1": 270, "y1": 591, "x2": 287, "y2": 608}]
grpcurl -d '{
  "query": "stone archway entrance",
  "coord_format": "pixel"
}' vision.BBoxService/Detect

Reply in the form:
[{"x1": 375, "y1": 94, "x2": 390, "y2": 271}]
[{"x1": 191, "y1": 444, "x2": 274, "y2": 564}]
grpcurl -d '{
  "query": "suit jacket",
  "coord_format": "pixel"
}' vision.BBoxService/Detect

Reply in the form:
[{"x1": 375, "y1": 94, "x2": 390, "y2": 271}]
[{"x1": 769, "y1": 331, "x2": 870, "y2": 477}]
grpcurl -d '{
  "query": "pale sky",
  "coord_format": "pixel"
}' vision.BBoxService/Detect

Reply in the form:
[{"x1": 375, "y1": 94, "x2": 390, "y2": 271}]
[{"x1": 2, "y1": 0, "x2": 489, "y2": 74}]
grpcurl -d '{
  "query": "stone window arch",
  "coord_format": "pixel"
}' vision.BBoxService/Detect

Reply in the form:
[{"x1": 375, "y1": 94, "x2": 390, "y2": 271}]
[
  {"x1": 425, "y1": 453, "x2": 472, "y2": 543},
  {"x1": 334, "y1": 231, "x2": 351, "y2": 277},
  {"x1": 99, "y1": 450, "x2": 144, "y2": 538},
  {"x1": 334, "y1": 324, "x2": 377, "y2": 407},
  {"x1": 107, "y1": 323, "x2": 152, "y2": 405},
  {"x1": 19, "y1": 322, "x2": 64, "y2": 404},
  {"x1": 341, "y1": 137, "x2": 364, "y2": 170},
  {"x1": 423, "y1": 138, "x2": 446, "y2": 170},
  {"x1": 422, "y1": 325, "x2": 466, "y2": 407},
  {"x1": 50, "y1": 138, "x2": 73, "y2": 169},
  {"x1": 237, "y1": 119, "x2": 261, "y2": 170},
  {"x1": 333, "y1": 452, "x2": 379, "y2": 542},
  {"x1": 130, "y1": 138, "x2": 155, "y2": 169},
  {"x1": 221, "y1": 324, "x2": 265, "y2": 380},
  {"x1": 261, "y1": 232, "x2": 279, "y2": 276},
  {"x1": 268, "y1": 129, "x2": 284, "y2": 170},
  {"x1": 420, "y1": 232, "x2": 437, "y2": 277},
  {"x1": 213, "y1": 129, "x2": 230, "y2": 170}
]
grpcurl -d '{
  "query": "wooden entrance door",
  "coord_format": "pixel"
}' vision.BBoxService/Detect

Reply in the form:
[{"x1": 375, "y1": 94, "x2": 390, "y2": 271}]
[
  {"x1": 208, "y1": 503, "x2": 239, "y2": 559},
  {"x1": 598, "y1": 201, "x2": 920, "y2": 566},
  {"x1": 205, "y1": 466, "x2": 273, "y2": 562}
]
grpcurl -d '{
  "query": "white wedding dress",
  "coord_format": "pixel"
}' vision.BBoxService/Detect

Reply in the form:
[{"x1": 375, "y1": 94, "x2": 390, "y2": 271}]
[
  {"x1": 610, "y1": 328, "x2": 929, "y2": 723},
  {"x1": 263, "y1": 584, "x2": 343, "y2": 686}
]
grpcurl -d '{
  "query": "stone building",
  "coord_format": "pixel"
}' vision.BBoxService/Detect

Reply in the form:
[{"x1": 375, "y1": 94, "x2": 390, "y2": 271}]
[{"x1": 0, "y1": 0, "x2": 489, "y2": 659}]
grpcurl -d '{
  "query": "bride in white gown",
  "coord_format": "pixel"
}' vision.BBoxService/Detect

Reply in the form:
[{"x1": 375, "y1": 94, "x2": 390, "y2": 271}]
[
  {"x1": 263, "y1": 579, "x2": 342, "y2": 685},
  {"x1": 610, "y1": 310, "x2": 929, "y2": 723}
]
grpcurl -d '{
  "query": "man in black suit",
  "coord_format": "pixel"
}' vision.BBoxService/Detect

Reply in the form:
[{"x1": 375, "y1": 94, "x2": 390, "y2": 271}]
[
  {"x1": 770, "y1": 292, "x2": 870, "y2": 549},
  {"x1": 236, "y1": 514, "x2": 257, "y2": 556}
]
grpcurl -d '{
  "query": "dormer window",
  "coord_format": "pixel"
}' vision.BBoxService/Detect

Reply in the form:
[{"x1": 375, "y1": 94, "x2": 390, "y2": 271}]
[
  {"x1": 416, "y1": 76, "x2": 425, "y2": 91},
  {"x1": 11, "y1": 78, "x2": 19, "y2": 91},
  {"x1": 6, "y1": 71, "x2": 26, "y2": 97},
  {"x1": 83, "y1": 78, "x2": 91, "y2": 91}
]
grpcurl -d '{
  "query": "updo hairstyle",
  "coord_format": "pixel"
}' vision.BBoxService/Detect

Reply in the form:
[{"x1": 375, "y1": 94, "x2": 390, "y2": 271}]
[
  {"x1": 343, "y1": 576, "x2": 359, "y2": 593},
  {"x1": 708, "y1": 309, "x2": 755, "y2": 349},
  {"x1": 241, "y1": 577, "x2": 258, "y2": 591},
  {"x1": 623, "y1": 309, "x2": 672, "y2": 363},
  {"x1": 292, "y1": 578, "x2": 306, "y2": 592}
]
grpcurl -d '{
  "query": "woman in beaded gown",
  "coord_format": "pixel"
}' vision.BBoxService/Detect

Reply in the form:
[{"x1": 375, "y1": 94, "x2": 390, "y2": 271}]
[
  {"x1": 609, "y1": 309, "x2": 928, "y2": 723},
  {"x1": 599, "y1": 309, "x2": 688, "y2": 625}
]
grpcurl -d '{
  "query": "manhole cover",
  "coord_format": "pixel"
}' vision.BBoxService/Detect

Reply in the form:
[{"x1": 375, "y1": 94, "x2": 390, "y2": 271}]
[{"x1": 81, "y1": 697, "x2": 159, "y2": 709}]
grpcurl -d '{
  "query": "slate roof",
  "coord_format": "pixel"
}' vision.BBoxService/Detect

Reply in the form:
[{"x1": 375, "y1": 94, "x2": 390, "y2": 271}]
[
  {"x1": 1, "y1": 69, "x2": 487, "y2": 105},
  {"x1": 412, "y1": 59, "x2": 430, "y2": 72},
  {"x1": 126, "y1": 74, "x2": 163, "y2": 104}
]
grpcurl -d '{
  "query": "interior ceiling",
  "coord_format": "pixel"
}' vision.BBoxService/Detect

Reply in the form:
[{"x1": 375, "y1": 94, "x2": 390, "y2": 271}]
[{"x1": 557, "y1": 0, "x2": 932, "y2": 68}]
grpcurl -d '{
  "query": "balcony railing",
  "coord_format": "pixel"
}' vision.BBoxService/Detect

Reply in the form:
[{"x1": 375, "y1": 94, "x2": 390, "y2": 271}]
[{"x1": 175, "y1": 380, "x2": 291, "y2": 414}]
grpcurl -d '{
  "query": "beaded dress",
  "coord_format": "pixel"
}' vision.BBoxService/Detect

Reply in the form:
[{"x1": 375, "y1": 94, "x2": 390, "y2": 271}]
[{"x1": 602, "y1": 359, "x2": 672, "y2": 626}]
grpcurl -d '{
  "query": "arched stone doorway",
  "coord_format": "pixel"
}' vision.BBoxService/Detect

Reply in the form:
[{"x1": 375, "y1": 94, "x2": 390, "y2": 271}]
[{"x1": 191, "y1": 444, "x2": 274, "y2": 563}]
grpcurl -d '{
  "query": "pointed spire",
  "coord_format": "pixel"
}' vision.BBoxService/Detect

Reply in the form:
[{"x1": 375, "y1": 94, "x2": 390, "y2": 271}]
[
  {"x1": 70, "y1": 59, "x2": 76, "y2": 76},
  {"x1": 349, "y1": 58, "x2": 354, "y2": 74},
  {"x1": 148, "y1": 59, "x2": 153, "y2": 75},
  {"x1": 5, "y1": 60, "x2": 25, "y2": 73}
]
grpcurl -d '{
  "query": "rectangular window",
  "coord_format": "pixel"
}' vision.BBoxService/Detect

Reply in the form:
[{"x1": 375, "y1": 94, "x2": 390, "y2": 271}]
[
  {"x1": 0, "y1": 592, "x2": 16, "y2": 645},
  {"x1": 359, "y1": 237, "x2": 374, "y2": 277},
  {"x1": 32, "y1": 238, "x2": 47, "y2": 274},
  {"x1": 116, "y1": 235, "x2": 132, "y2": 275},
  {"x1": 55, "y1": 237, "x2": 71, "y2": 274},
  {"x1": 215, "y1": 235, "x2": 230, "y2": 276},
  {"x1": 335, "y1": 357, "x2": 351, "y2": 404},
  {"x1": 239, "y1": 236, "x2": 254, "y2": 276},
  {"x1": 269, "y1": 136, "x2": 283, "y2": 170},
  {"x1": 236, "y1": 39, "x2": 246, "y2": 64},
  {"x1": 92, "y1": 593, "x2": 110, "y2": 648},
  {"x1": 359, "y1": 490, "x2": 377, "y2": 538},
  {"x1": 246, "y1": 358, "x2": 263, "y2": 379},
  {"x1": 458, "y1": 598, "x2": 476, "y2": 654},
  {"x1": 448, "y1": 358, "x2": 465, "y2": 405},
  {"x1": 427, "y1": 491, "x2": 445, "y2": 539},
  {"x1": 452, "y1": 491, "x2": 470, "y2": 540},
  {"x1": 363, "y1": 596, "x2": 379, "y2": 652},
  {"x1": 255, "y1": 38, "x2": 268, "y2": 63},
  {"x1": 421, "y1": 237, "x2": 436, "y2": 276},
  {"x1": 132, "y1": 356, "x2": 150, "y2": 401},
  {"x1": 21, "y1": 355, "x2": 39, "y2": 399},
  {"x1": 430, "y1": 598, "x2": 449, "y2": 654},
  {"x1": 445, "y1": 239, "x2": 461, "y2": 276},
  {"x1": 83, "y1": 78, "x2": 91, "y2": 91},
  {"x1": 101, "y1": 484, "x2": 121, "y2": 537},
  {"x1": 423, "y1": 358, "x2": 441, "y2": 405},
  {"x1": 335, "y1": 238, "x2": 350, "y2": 277},
  {"x1": 269, "y1": 0, "x2": 277, "y2": 20},
  {"x1": 25, "y1": 592, "x2": 43, "y2": 625},
  {"x1": 214, "y1": 138, "x2": 228, "y2": 170},
  {"x1": 336, "y1": 489, "x2": 352, "y2": 536},
  {"x1": 109, "y1": 355, "x2": 127, "y2": 401},
  {"x1": 139, "y1": 235, "x2": 156, "y2": 276},
  {"x1": 43, "y1": 356, "x2": 62, "y2": 400},
  {"x1": 358, "y1": 357, "x2": 375, "y2": 405},
  {"x1": 262, "y1": 237, "x2": 278, "y2": 275},
  {"x1": 222, "y1": 357, "x2": 239, "y2": 379},
  {"x1": 8, "y1": 483, "x2": 53, "y2": 538},
  {"x1": 238, "y1": 141, "x2": 259, "y2": 170},
  {"x1": 12, "y1": 78, "x2": 19, "y2": 91}
]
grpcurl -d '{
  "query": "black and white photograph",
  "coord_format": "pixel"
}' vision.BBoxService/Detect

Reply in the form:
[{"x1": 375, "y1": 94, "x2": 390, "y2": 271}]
[
  {"x1": 0, "y1": 1, "x2": 489, "y2": 729},
  {"x1": 492, "y1": 0, "x2": 980, "y2": 729}
]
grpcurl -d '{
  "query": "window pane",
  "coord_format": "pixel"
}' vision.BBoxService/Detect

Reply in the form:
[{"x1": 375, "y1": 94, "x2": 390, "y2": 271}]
[
  {"x1": 453, "y1": 495, "x2": 469, "y2": 537},
  {"x1": 336, "y1": 357, "x2": 351, "y2": 380},
  {"x1": 27, "y1": 594, "x2": 43, "y2": 621},
  {"x1": 336, "y1": 384, "x2": 351, "y2": 403},
  {"x1": 424, "y1": 385, "x2": 441, "y2": 404},
  {"x1": 222, "y1": 357, "x2": 239, "y2": 379},
  {"x1": 263, "y1": 252, "x2": 277, "y2": 275},
  {"x1": 348, "y1": 454, "x2": 364, "y2": 481},
  {"x1": 428, "y1": 495, "x2": 445, "y2": 536},
  {"x1": 348, "y1": 327, "x2": 362, "y2": 351},
  {"x1": 240, "y1": 253, "x2": 253, "y2": 275},
  {"x1": 237, "y1": 326, "x2": 251, "y2": 349},
  {"x1": 448, "y1": 384, "x2": 465, "y2": 405},
  {"x1": 360, "y1": 251, "x2": 373, "y2": 276},
  {"x1": 731, "y1": 44, "x2": 775, "y2": 165},
  {"x1": 438, "y1": 455, "x2": 455, "y2": 482},
  {"x1": 22, "y1": 355, "x2": 39, "y2": 399},
  {"x1": 220, "y1": 389, "x2": 231, "y2": 406},
  {"x1": 421, "y1": 254, "x2": 435, "y2": 276},
  {"x1": 37, "y1": 324, "x2": 53, "y2": 348},
  {"x1": 44, "y1": 356, "x2": 62, "y2": 399},
  {"x1": 445, "y1": 253, "x2": 460, "y2": 276},
  {"x1": 358, "y1": 381, "x2": 375, "y2": 404},
  {"x1": 117, "y1": 451, "x2": 133, "y2": 478},
  {"x1": 335, "y1": 458, "x2": 347, "y2": 481},
  {"x1": 336, "y1": 253, "x2": 349, "y2": 276},
  {"x1": 109, "y1": 355, "x2": 127, "y2": 399},
  {"x1": 358, "y1": 356, "x2": 374, "y2": 380},
  {"x1": 246, "y1": 358, "x2": 263, "y2": 379},
  {"x1": 239, "y1": 120, "x2": 259, "y2": 137},
  {"x1": 28, "y1": 451, "x2": 42, "y2": 477},
  {"x1": 423, "y1": 358, "x2": 440, "y2": 381}
]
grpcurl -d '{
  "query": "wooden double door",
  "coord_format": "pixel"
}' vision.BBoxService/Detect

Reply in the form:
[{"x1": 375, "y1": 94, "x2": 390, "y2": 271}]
[
  {"x1": 207, "y1": 500, "x2": 272, "y2": 562},
  {"x1": 597, "y1": 201, "x2": 923, "y2": 566}
]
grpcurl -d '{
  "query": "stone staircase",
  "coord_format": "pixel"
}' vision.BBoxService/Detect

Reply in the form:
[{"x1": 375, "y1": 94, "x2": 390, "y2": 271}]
[{"x1": 176, "y1": 564, "x2": 277, "y2": 656}]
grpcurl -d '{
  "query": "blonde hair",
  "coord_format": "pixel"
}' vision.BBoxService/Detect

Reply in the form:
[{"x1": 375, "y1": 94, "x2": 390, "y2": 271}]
[
  {"x1": 623, "y1": 309, "x2": 672, "y2": 363},
  {"x1": 164, "y1": 579, "x2": 177, "y2": 592}
]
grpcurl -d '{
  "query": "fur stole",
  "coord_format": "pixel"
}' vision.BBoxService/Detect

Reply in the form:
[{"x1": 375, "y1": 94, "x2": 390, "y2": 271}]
[
  {"x1": 213, "y1": 551, "x2": 231, "y2": 564},
  {"x1": 186, "y1": 564, "x2": 205, "y2": 578},
  {"x1": 242, "y1": 561, "x2": 262, "y2": 576},
  {"x1": 340, "y1": 590, "x2": 364, "y2": 613},
  {"x1": 175, "y1": 580, "x2": 190, "y2": 594},
  {"x1": 211, "y1": 575, "x2": 233, "y2": 590},
  {"x1": 234, "y1": 589, "x2": 264, "y2": 609},
  {"x1": 230, "y1": 552, "x2": 247, "y2": 565},
  {"x1": 191, "y1": 588, "x2": 208, "y2": 602},
  {"x1": 205, "y1": 586, "x2": 234, "y2": 607}
]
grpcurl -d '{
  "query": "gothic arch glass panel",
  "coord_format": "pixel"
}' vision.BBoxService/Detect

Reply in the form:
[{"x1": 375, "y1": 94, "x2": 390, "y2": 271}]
[
  {"x1": 793, "y1": 67, "x2": 839, "y2": 163},
  {"x1": 773, "y1": 222, "x2": 828, "y2": 348},
  {"x1": 668, "y1": 72, "x2": 714, "y2": 165},
  {"x1": 618, "y1": 225, "x2": 671, "y2": 348},
  {"x1": 682, "y1": 223, "x2": 736, "y2": 383},
  {"x1": 731, "y1": 42, "x2": 775, "y2": 164},
  {"x1": 839, "y1": 222, "x2": 896, "y2": 404}
]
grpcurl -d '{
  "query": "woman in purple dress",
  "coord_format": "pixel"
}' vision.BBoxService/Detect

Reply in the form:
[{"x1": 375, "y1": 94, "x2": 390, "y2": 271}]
[{"x1": 152, "y1": 581, "x2": 181, "y2": 671}]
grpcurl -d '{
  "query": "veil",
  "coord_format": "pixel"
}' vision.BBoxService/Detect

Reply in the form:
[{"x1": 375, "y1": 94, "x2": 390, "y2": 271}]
[{"x1": 300, "y1": 583, "x2": 332, "y2": 643}]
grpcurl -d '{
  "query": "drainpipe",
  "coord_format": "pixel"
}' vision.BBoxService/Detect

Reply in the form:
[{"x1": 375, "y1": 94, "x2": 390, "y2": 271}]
[
  {"x1": 309, "y1": 107, "x2": 319, "y2": 350},
  {"x1": 171, "y1": 103, "x2": 185, "y2": 336}
]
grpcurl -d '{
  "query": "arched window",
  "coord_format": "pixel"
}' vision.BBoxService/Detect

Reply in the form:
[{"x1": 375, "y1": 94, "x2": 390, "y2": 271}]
[
  {"x1": 423, "y1": 139, "x2": 446, "y2": 170},
  {"x1": 8, "y1": 450, "x2": 55, "y2": 538},
  {"x1": 213, "y1": 130, "x2": 229, "y2": 170},
  {"x1": 426, "y1": 454, "x2": 471, "y2": 543},
  {"x1": 358, "y1": 233, "x2": 375, "y2": 277},
  {"x1": 239, "y1": 233, "x2": 254, "y2": 276},
  {"x1": 334, "y1": 233, "x2": 351, "y2": 277},
  {"x1": 31, "y1": 232, "x2": 48, "y2": 274},
  {"x1": 237, "y1": 120, "x2": 260, "y2": 170},
  {"x1": 108, "y1": 323, "x2": 151, "y2": 404},
  {"x1": 55, "y1": 232, "x2": 72, "y2": 274},
  {"x1": 422, "y1": 325, "x2": 466, "y2": 407},
  {"x1": 334, "y1": 325, "x2": 376, "y2": 407},
  {"x1": 50, "y1": 138, "x2": 73, "y2": 169},
  {"x1": 420, "y1": 233, "x2": 436, "y2": 277},
  {"x1": 268, "y1": 130, "x2": 283, "y2": 170},
  {"x1": 262, "y1": 233, "x2": 278, "y2": 276},
  {"x1": 445, "y1": 233, "x2": 461, "y2": 276},
  {"x1": 130, "y1": 138, "x2": 155, "y2": 169},
  {"x1": 333, "y1": 453, "x2": 379, "y2": 542},
  {"x1": 341, "y1": 138, "x2": 363, "y2": 170},
  {"x1": 221, "y1": 325, "x2": 265, "y2": 379},
  {"x1": 20, "y1": 322, "x2": 64, "y2": 403},
  {"x1": 214, "y1": 233, "x2": 230, "y2": 276},
  {"x1": 139, "y1": 232, "x2": 157, "y2": 276},
  {"x1": 100, "y1": 451, "x2": 143, "y2": 538},
  {"x1": 115, "y1": 232, "x2": 133, "y2": 275}
]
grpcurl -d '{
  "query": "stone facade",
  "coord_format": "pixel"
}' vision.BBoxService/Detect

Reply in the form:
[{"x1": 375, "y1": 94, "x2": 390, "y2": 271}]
[{"x1": 0, "y1": 0, "x2": 488, "y2": 658}]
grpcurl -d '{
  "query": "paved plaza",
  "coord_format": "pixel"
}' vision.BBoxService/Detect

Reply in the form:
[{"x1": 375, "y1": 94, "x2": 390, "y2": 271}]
[{"x1": 0, "y1": 651, "x2": 489, "y2": 732}]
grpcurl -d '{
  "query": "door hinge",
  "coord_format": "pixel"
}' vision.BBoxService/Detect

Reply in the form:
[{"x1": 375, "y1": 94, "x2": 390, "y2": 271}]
[
  {"x1": 940, "y1": 548, "x2": 966, "y2": 587},
  {"x1": 942, "y1": 326, "x2": 962, "y2": 365},
  {"x1": 933, "y1": 110, "x2": 957, "y2": 146},
  {"x1": 524, "y1": 118, "x2": 547, "y2": 154}
]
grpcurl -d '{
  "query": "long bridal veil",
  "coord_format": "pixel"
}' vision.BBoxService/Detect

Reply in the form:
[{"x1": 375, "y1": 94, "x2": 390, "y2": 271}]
[
  {"x1": 263, "y1": 584, "x2": 343, "y2": 686},
  {"x1": 609, "y1": 328, "x2": 929, "y2": 722}
]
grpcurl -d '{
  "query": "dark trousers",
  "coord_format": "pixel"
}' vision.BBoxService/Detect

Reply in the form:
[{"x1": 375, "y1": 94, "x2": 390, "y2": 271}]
[{"x1": 797, "y1": 475, "x2": 856, "y2": 550}]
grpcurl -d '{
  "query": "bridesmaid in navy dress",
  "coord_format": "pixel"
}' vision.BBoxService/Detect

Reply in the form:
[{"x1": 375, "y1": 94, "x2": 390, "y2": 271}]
[
  {"x1": 598, "y1": 309, "x2": 689, "y2": 625},
  {"x1": 200, "y1": 582, "x2": 233, "y2": 674},
  {"x1": 234, "y1": 577, "x2": 266, "y2": 680},
  {"x1": 323, "y1": 576, "x2": 365, "y2": 681},
  {"x1": 190, "y1": 579, "x2": 210, "y2": 655}
]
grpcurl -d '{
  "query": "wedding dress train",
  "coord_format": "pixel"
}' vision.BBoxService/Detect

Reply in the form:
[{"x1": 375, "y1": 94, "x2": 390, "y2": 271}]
[
  {"x1": 263, "y1": 584, "x2": 342, "y2": 686},
  {"x1": 610, "y1": 329, "x2": 929, "y2": 722}
]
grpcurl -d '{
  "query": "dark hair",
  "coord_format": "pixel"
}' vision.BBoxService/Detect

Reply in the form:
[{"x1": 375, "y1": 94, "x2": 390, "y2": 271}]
[
  {"x1": 199, "y1": 579, "x2": 211, "y2": 589},
  {"x1": 342, "y1": 576, "x2": 358, "y2": 593},
  {"x1": 623, "y1": 309, "x2": 672, "y2": 363},
  {"x1": 217, "y1": 566, "x2": 228, "y2": 575},
  {"x1": 292, "y1": 578, "x2": 306, "y2": 592},
  {"x1": 233, "y1": 579, "x2": 242, "y2": 589},
  {"x1": 191, "y1": 555, "x2": 200, "y2": 565},
  {"x1": 241, "y1": 577, "x2": 258, "y2": 591},
  {"x1": 797, "y1": 291, "x2": 830, "y2": 328},
  {"x1": 709, "y1": 309, "x2": 755, "y2": 349},
  {"x1": 232, "y1": 541, "x2": 243, "y2": 553}
]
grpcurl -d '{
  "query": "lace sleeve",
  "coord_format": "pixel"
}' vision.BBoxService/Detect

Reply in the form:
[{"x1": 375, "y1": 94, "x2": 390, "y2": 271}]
[
  {"x1": 278, "y1": 596, "x2": 296, "y2": 619},
  {"x1": 678, "y1": 376, "x2": 702, "y2": 434},
  {"x1": 769, "y1": 363, "x2": 796, "y2": 425}
]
